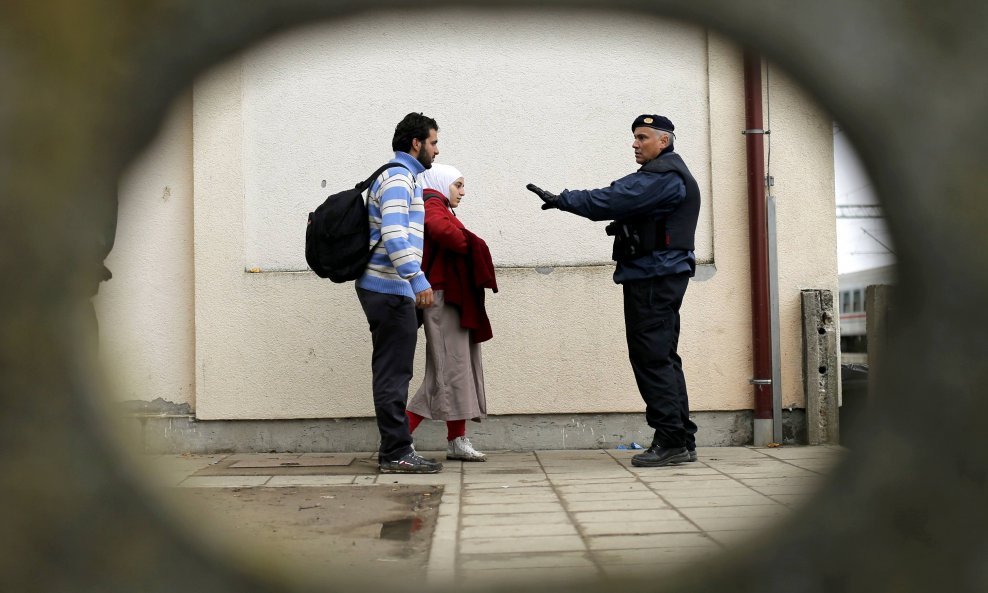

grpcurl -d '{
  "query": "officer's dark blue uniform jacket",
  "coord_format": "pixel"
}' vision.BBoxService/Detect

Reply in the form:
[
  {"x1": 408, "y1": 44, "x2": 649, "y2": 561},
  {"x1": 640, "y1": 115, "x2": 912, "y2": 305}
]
[{"x1": 555, "y1": 157, "x2": 696, "y2": 284}]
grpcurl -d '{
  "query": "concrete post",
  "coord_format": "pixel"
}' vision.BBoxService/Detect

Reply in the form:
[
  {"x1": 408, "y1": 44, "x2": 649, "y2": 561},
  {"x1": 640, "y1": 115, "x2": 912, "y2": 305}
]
[{"x1": 802, "y1": 289, "x2": 840, "y2": 444}]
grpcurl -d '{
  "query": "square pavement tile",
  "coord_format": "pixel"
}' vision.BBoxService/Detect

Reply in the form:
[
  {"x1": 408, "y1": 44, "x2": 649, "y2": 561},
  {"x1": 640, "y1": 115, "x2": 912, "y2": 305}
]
[
  {"x1": 461, "y1": 511, "x2": 572, "y2": 527},
  {"x1": 703, "y1": 460, "x2": 792, "y2": 470},
  {"x1": 593, "y1": 545, "x2": 719, "y2": 565},
  {"x1": 265, "y1": 475, "x2": 356, "y2": 487},
  {"x1": 678, "y1": 504, "x2": 789, "y2": 520},
  {"x1": 536, "y1": 450, "x2": 615, "y2": 460},
  {"x1": 598, "y1": 562, "x2": 690, "y2": 578},
  {"x1": 637, "y1": 473, "x2": 734, "y2": 483},
  {"x1": 460, "y1": 535, "x2": 586, "y2": 555},
  {"x1": 693, "y1": 447, "x2": 773, "y2": 460},
  {"x1": 464, "y1": 492, "x2": 560, "y2": 505},
  {"x1": 627, "y1": 467, "x2": 722, "y2": 477},
  {"x1": 459, "y1": 565, "x2": 600, "y2": 585},
  {"x1": 461, "y1": 522, "x2": 579, "y2": 540},
  {"x1": 709, "y1": 467, "x2": 817, "y2": 478},
  {"x1": 687, "y1": 515, "x2": 785, "y2": 532},
  {"x1": 587, "y1": 532, "x2": 716, "y2": 551},
  {"x1": 459, "y1": 551, "x2": 594, "y2": 571},
  {"x1": 580, "y1": 520, "x2": 698, "y2": 536},
  {"x1": 378, "y1": 473, "x2": 462, "y2": 486},
  {"x1": 463, "y1": 502, "x2": 566, "y2": 515},
  {"x1": 464, "y1": 479, "x2": 550, "y2": 490},
  {"x1": 565, "y1": 498, "x2": 668, "y2": 512},
  {"x1": 785, "y1": 459, "x2": 842, "y2": 472},
  {"x1": 462, "y1": 456, "x2": 534, "y2": 463},
  {"x1": 543, "y1": 470, "x2": 632, "y2": 479},
  {"x1": 462, "y1": 473, "x2": 547, "y2": 484},
  {"x1": 747, "y1": 483, "x2": 820, "y2": 496},
  {"x1": 560, "y1": 490, "x2": 661, "y2": 503},
  {"x1": 646, "y1": 479, "x2": 751, "y2": 492},
  {"x1": 706, "y1": 530, "x2": 764, "y2": 546},
  {"x1": 463, "y1": 485, "x2": 554, "y2": 497},
  {"x1": 754, "y1": 446, "x2": 847, "y2": 460},
  {"x1": 556, "y1": 482, "x2": 651, "y2": 494},
  {"x1": 768, "y1": 493, "x2": 817, "y2": 507},
  {"x1": 178, "y1": 476, "x2": 270, "y2": 488},
  {"x1": 574, "y1": 509, "x2": 681, "y2": 523},
  {"x1": 537, "y1": 458, "x2": 619, "y2": 466},
  {"x1": 664, "y1": 494, "x2": 776, "y2": 508},
  {"x1": 462, "y1": 462, "x2": 540, "y2": 471},
  {"x1": 548, "y1": 476, "x2": 639, "y2": 486},
  {"x1": 738, "y1": 476, "x2": 825, "y2": 488},
  {"x1": 652, "y1": 487, "x2": 761, "y2": 499}
]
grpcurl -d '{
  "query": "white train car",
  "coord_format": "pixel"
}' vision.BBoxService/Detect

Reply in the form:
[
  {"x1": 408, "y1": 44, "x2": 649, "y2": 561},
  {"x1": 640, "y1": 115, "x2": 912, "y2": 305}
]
[{"x1": 838, "y1": 264, "x2": 896, "y2": 351}]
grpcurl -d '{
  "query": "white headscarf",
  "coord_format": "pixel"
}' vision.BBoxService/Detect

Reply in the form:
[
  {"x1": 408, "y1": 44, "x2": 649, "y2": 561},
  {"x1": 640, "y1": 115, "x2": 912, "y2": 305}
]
[{"x1": 417, "y1": 163, "x2": 464, "y2": 199}]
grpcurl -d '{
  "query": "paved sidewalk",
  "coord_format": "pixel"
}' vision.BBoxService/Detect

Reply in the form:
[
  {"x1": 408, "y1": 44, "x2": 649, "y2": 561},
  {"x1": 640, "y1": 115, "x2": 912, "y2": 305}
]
[{"x1": 148, "y1": 446, "x2": 844, "y2": 587}]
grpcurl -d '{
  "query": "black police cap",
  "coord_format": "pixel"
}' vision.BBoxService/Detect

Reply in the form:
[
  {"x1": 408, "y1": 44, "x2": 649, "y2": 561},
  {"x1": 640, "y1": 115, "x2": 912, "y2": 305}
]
[{"x1": 632, "y1": 114, "x2": 675, "y2": 133}]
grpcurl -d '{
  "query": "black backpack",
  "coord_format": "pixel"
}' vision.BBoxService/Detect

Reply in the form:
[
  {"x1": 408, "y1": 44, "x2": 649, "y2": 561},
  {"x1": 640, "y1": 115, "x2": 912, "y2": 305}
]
[{"x1": 305, "y1": 162, "x2": 411, "y2": 283}]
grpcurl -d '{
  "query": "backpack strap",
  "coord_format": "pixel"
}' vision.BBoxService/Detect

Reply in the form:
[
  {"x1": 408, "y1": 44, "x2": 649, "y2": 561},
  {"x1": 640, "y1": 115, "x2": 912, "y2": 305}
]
[
  {"x1": 357, "y1": 162, "x2": 412, "y2": 192},
  {"x1": 361, "y1": 162, "x2": 414, "y2": 255}
]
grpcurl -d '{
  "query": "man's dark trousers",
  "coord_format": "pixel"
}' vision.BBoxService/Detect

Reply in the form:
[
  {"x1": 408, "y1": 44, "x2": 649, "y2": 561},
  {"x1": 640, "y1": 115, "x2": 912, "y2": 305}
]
[
  {"x1": 356, "y1": 288, "x2": 417, "y2": 462},
  {"x1": 623, "y1": 272, "x2": 698, "y2": 449}
]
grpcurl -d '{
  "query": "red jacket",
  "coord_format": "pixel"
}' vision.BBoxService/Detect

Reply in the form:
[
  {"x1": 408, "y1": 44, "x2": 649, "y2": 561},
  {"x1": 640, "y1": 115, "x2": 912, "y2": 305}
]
[{"x1": 421, "y1": 189, "x2": 498, "y2": 343}]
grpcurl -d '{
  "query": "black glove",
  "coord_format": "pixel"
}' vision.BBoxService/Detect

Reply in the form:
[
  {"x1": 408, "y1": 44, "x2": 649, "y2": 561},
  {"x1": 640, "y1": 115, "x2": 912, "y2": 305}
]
[{"x1": 526, "y1": 183, "x2": 560, "y2": 210}]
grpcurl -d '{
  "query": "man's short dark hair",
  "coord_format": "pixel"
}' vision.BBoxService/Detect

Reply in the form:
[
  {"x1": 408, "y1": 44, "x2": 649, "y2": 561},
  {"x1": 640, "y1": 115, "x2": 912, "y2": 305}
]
[{"x1": 392, "y1": 112, "x2": 439, "y2": 153}]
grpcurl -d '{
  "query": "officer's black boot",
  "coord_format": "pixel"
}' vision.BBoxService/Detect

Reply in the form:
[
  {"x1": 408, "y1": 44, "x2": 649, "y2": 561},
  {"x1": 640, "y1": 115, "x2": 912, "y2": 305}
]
[{"x1": 631, "y1": 444, "x2": 690, "y2": 467}]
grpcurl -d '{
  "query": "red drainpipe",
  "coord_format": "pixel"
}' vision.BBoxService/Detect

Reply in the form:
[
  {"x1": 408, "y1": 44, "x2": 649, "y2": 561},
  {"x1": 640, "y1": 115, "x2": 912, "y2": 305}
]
[{"x1": 743, "y1": 50, "x2": 774, "y2": 435}]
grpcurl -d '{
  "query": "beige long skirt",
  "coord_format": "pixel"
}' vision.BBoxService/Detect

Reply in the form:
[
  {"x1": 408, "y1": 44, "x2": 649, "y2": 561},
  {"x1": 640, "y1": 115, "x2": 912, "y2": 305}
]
[{"x1": 407, "y1": 290, "x2": 487, "y2": 421}]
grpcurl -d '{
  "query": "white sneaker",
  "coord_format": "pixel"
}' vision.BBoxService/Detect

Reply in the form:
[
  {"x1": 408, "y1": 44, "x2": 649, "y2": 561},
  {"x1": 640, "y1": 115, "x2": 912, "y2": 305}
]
[{"x1": 447, "y1": 436, "x2": 487, "y2": 462}]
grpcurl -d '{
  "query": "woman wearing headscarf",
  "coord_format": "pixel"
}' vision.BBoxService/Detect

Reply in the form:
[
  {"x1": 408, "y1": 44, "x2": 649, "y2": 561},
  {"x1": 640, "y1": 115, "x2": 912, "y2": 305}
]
[{"x1": 406, "y1": 164, "x2": 497, "y2": 462}]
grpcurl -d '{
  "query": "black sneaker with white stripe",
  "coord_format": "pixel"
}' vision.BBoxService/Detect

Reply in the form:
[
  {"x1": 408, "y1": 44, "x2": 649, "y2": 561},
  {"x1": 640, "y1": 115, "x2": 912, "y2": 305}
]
[{"x1": 380, "y1": 451, "x2": 443, "y2": 474}]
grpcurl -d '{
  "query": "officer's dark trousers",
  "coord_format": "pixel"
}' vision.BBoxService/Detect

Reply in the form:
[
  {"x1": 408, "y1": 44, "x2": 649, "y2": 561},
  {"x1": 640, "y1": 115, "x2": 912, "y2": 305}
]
[
  {"x1": 623, "y1": 273, "x2": 698, "y2": 449},
  {"x1": 357, "y1": 288, "x2": 416, "y2": 462}
]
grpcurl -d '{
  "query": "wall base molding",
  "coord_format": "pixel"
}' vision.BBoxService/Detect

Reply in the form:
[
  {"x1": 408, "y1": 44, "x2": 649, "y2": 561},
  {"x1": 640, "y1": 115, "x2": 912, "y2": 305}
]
[{"x1": 121, "y1": 411, "x2": 807, "y2": 454}]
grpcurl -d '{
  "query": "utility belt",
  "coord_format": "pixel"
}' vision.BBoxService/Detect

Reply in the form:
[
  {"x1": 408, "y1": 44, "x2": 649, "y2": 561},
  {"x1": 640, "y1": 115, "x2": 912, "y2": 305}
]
[{"x1": 605, "y1": 218, "x2": 669, "y2": 262}]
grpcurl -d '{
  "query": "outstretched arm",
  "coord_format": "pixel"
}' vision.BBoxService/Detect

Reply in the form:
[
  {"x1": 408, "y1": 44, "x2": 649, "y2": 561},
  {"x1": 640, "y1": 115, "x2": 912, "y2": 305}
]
[{"x1": 554, "y1": 172, "x2": 686, "y2": 221}]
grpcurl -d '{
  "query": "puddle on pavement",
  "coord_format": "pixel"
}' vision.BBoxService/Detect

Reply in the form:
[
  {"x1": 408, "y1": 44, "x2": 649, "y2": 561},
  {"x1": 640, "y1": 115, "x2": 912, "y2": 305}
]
[
  {"x1": 379, "y1": 517, "x2": 424, "y2": 541},
  {"x1": 171, "y1": 484, "x2": 442, "y2": 579}
]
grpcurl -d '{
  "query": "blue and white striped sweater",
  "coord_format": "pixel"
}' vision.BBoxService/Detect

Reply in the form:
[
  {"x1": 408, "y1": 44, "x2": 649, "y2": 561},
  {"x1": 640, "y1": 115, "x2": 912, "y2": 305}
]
[{"x1": 356, "y1": 152, "x2": 431, "y2": 298}]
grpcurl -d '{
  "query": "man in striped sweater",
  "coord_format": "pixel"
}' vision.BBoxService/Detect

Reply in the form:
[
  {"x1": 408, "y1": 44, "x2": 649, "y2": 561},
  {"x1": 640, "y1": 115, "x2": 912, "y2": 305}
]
[{"x1": 356, "y1": 112, "x2": 442, "y2": 474}]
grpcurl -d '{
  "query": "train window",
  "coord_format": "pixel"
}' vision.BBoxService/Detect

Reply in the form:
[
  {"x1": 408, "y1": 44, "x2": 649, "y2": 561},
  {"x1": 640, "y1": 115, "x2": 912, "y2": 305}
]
[
  {"x1": 841, "y1": 291, "x2": 850, "y2": 313},
  {"x1": 852, "y1": 289, "x2": 862, "y2": 312}
]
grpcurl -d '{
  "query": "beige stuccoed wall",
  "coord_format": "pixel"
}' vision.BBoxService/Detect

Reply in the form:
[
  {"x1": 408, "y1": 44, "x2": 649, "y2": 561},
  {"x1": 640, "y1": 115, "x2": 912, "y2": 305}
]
[
  {"x1": 94, "y1": 95, "x2": 196, "y2": 407},
  {"x1": 99, "y1": 10, "x2": 836, "y2": 420}
]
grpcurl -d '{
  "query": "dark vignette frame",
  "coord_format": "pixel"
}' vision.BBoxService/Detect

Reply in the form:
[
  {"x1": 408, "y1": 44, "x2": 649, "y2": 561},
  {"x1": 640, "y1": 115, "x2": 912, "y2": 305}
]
[{"x1": 1, "y1": 1, "x2": 987, "y2": 592}]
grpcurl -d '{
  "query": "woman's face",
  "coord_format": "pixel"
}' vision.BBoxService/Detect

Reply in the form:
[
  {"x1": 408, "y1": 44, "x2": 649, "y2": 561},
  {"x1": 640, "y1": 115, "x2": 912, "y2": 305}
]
[{"x1": 448, "y1": 178, "x2": 465, "y2": 208}]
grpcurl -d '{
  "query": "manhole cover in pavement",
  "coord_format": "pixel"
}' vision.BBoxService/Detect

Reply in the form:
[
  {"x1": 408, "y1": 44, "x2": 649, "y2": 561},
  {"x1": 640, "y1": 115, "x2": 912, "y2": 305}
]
[
  {"x1": 229, "y1": 454, "x2": 355, "y2": 468},
  {"x1": 193, "y1": 454, "x2": 378, "y2": 476}
]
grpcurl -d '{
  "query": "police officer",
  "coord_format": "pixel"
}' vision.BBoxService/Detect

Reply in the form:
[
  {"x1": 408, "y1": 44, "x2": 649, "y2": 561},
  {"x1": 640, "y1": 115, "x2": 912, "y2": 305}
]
[{"x1": 526, "y1": 114, "x2": 700, "y2": 467}]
